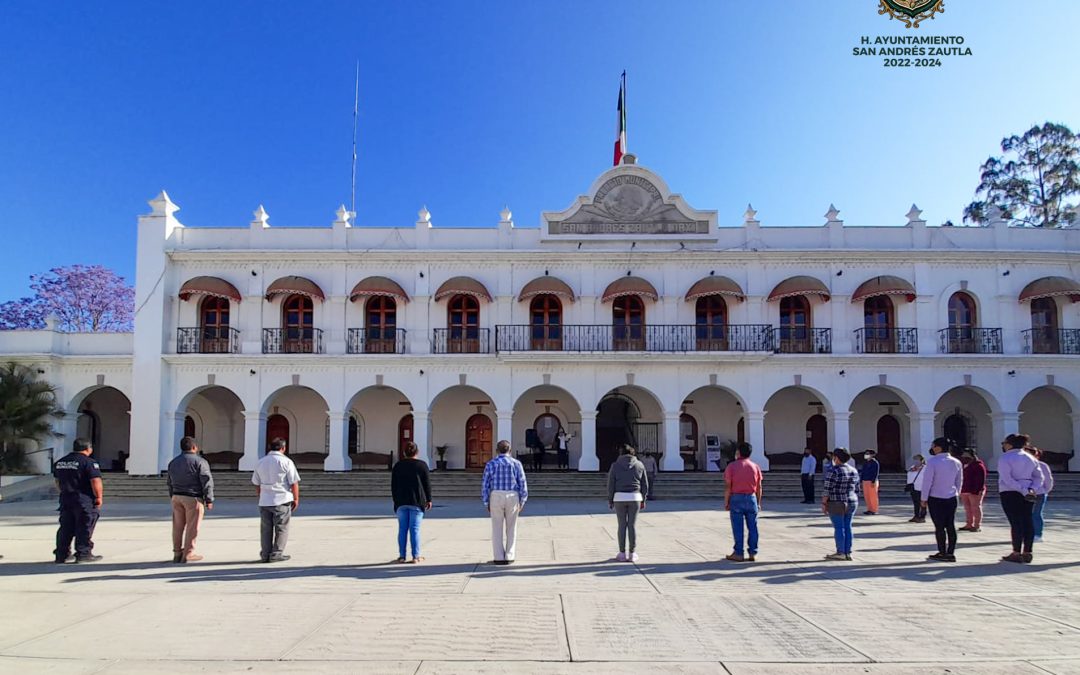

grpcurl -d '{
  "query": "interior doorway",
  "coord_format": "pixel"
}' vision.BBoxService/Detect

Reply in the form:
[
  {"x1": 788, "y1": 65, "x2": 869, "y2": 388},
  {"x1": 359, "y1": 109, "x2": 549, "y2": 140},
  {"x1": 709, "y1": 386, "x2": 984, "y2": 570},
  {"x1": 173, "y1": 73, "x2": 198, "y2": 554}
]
[
  {"x1": 465, "y1": 414, "x2": 493, "y2": 470},
  {"x1": 875, "y1": 414, "x2": 902, "y2": 470}
]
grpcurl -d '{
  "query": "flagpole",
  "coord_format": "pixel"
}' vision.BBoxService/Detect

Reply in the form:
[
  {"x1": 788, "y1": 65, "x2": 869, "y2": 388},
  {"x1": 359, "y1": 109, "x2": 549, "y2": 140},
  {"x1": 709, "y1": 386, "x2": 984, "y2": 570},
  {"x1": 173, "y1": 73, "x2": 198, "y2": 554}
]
[
  {"x1": 622, "y1": 70, "x2": 627, "y2": 153},
  {"x1": 350, "y1": 61, "x2": 359, "y2": 219}
]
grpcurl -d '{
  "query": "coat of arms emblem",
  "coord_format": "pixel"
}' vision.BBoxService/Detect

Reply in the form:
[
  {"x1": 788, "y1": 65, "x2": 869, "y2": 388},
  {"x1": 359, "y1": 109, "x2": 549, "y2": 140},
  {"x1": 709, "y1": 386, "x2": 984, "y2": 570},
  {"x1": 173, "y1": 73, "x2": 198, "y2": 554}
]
[{"x1": 878, "y1": 0, "x2": 944, "y2": 28}]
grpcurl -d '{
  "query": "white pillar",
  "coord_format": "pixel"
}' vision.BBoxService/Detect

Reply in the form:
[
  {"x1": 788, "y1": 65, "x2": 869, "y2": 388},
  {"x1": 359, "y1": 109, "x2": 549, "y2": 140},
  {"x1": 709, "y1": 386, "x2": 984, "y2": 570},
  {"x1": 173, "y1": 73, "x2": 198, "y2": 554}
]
[
  {"x1": 831, "y1": 411, "x2": 852, "y2": 451},
  {"x1": 159, "y1": 412, "x2": 186, "y2": 470},
  {"x1": 1070, "y1": 413, "x2": 1080, "y2": 472},
  {"x1": 496, "y1": 411, "x2": 513, "y2": 448},
  {"x1": 746, "y1": 410, "x2": 768, "y2": 470},
  {"x1": 240, "y1": 411, "x2": 266, "y2": 471},
  {"x1": 661, "y1": 412, "x2": 685, "y2": 472},
  {"x1": 910, "y1": 412, "x2": 936, "y2": 461},
  {"x1": 324, "y1": 411, "x2": 351, "y2": 471},
  {"x1": 412, "y1": 410, "x2": 431, "y2": 466},
  {"x1": 578, "y1": 410, "x2": 598, "y2": 471},
  {"x1": 989, "y1": 411, "x2": 1020, "y2": 472}
]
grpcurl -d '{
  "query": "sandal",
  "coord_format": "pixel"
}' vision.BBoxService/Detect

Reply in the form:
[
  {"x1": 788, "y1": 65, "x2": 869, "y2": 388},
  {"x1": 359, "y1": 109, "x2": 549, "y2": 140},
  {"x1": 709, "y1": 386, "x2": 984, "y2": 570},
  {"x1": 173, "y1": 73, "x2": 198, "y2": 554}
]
[
  {"x1": 394, "y1": 557, "x2": 407, "y2": 564},
  {"x1": 410, "y1": 557, "x2": 425, "y2": 564}
]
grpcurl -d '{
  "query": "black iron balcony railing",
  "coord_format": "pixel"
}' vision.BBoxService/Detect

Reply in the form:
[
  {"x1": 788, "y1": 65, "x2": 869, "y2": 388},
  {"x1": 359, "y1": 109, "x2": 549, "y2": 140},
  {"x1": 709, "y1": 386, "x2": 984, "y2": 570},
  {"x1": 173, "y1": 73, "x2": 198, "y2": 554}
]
[
  {"x1": 347, "y1": 328, "x2": 407, "y2": 354},
  {"x1": 263, "y1": 328, "x2": 324, "y2": 354},
  {"x1": 938, "y1": 327, "x2": 1002, "y2": 354},
  {"x1": 177, "y1": 326, "x2": 240, "y2": 354},
  {"x1": 494, "y1": 324, "x2": 774, "y2": 352},
  {"x1": 773, "y1": 327, "x2": 831, "y2": 354},
  {"x1": 433, "y1": 328, "x2": 491, "y2": 354},
  {"x1": 1023, "y1": 328, "x2": 1080, "y2": 355},
  {"x1": 854, "y1": 327, "x2": 919, "y2": 354}
]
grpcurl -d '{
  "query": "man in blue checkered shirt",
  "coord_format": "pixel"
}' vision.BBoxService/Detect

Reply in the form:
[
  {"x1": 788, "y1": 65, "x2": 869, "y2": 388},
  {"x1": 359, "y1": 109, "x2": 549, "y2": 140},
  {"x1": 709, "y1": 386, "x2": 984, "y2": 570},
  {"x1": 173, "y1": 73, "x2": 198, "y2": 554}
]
[{"x1": 482, "y1": 439, "x2": 528, "y2": 565}]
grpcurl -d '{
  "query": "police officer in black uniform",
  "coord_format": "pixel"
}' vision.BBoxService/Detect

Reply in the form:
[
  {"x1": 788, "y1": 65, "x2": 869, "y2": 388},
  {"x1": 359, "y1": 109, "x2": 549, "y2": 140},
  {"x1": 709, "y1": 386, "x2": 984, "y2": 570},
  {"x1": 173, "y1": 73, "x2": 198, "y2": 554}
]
[{"x1": 53, "y1": 437, "x2": 104, "y2": 563}]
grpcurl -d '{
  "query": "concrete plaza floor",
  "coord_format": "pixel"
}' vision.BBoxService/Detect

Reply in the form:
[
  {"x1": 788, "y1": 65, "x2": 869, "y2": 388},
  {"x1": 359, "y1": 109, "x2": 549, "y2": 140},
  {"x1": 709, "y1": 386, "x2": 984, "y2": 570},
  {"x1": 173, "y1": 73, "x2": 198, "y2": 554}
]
[{"x1": 1, "y1": 496, "x2": 1079, "y2": 674}]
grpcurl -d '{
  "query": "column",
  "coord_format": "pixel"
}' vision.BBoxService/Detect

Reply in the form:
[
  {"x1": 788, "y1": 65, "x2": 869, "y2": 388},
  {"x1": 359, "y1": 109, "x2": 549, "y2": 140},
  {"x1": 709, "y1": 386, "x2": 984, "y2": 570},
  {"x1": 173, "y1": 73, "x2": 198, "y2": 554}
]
[
  {"x1": 910, "y1": 412, "x2": 936, "y2": 461},
  {"x1": 578, "y1": 410, "x2": 598, "y2": 471},
  {"x1": 989, "y1": 411, "x2": 1020, "y2": 472},
  {"x1": 158, "y1": 412, "x2": 186, "y2": 471},
  {"x1": 324, "y1": 411, "x2": 351, "y2": 471},
  {"x1": 496, "y1": 411, "x2": 513, "y2": 448},
  {"x1": 661, "y1": 412, "x2": 685, "y2": 472},
  {"x1": 830, "y1": 411, "x2": 852, "y2": 451},
  {"x1": 240, "y1": 411, "x2": 266, "y2": 471},
  {"x1": 1070, "y1": 413, "x2": 1080, "y2": 472},
  {"x1": 746, "y1": 410, "x2": 768, "y2": 470},
  {"x1": 412, "y1": 410, "x2": 431, "y2": 466}
]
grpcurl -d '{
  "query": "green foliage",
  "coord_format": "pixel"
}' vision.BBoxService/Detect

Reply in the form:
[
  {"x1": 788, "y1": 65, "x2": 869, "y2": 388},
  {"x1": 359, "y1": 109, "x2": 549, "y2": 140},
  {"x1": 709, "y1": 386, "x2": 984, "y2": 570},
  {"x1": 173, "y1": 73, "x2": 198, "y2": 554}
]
[
  {"x1": 964, "y1": 123, "x2": 1080, "y2": 228},
  {"x1": 0, "y1": 363, "x2": 62, "y2": 475}
]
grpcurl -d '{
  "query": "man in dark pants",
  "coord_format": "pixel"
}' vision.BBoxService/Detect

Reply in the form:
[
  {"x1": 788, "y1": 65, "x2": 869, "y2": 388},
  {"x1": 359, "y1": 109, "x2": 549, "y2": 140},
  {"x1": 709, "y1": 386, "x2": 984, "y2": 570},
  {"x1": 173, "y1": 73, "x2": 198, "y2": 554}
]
[
  {"x1": 799, "y1": 448, "x2": 816, "y2": 504},
  {"x1": 53, "y1": 438, "x2": 104, "y2": 563}
]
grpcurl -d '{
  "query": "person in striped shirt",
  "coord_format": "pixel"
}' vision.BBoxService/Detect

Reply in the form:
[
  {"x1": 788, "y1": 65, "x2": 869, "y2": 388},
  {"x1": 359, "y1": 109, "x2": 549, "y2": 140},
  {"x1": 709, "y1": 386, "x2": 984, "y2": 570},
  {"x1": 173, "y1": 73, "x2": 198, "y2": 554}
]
[{"x1": 481, "y1": 440, "x2": 529, "y2": 565}]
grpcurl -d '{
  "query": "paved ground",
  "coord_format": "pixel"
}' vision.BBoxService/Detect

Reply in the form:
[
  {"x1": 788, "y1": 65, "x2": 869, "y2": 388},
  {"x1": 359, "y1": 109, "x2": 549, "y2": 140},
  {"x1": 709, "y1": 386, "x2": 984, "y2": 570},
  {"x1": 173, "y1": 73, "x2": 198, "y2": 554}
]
[{"x1": 1, "y1": 495, "x2": 1079, "y2": 674}]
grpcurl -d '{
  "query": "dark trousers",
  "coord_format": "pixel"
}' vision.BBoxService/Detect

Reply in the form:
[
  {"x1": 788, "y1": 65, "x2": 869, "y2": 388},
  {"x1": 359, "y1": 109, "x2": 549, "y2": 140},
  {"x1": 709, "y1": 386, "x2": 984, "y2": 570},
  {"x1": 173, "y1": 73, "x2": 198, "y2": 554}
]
[
  {"x1": 557, "y1": 449, "x2": 569, "y2": 469},
  {"x1": 927, "y1": 496, "x2": 958, "y2": 554},
  {"x1": 532, "y1": 450, "x2": 545, "y2": 471},
  {"x1": 1001, "y1": 491, "x2": 1035, "y2": 553},
  {"x1": 909, "y1": 488, "x2": 927, "y2": 518},
  {"x1": 56, "y1": 495, "x2": 99, "y2": 559},
  {"x1": 800, "y1": 474, "x2": 815, "y2": 502},
  {"x1": 259, "y1": 503, "x2": 292, "y2": 560}
]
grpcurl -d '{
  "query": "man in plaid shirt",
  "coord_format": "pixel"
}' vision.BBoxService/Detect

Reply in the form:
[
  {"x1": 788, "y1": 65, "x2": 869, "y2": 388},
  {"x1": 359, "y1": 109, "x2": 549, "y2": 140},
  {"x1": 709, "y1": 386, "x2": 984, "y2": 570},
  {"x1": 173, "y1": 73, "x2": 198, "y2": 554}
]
[{"x1": 482, "y1": 439, "x2": 529, "y2": 565}]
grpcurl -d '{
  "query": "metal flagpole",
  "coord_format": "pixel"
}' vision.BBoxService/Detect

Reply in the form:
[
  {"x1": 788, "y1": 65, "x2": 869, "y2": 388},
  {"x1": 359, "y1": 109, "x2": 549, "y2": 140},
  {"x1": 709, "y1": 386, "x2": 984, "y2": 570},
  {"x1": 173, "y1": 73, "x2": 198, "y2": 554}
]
[
  {"x1": 622, "y1": 70, "x2": 627, "y2": 153},
  {"x1": 350, "y1": 61, "x2": 359, "y2": 219}
]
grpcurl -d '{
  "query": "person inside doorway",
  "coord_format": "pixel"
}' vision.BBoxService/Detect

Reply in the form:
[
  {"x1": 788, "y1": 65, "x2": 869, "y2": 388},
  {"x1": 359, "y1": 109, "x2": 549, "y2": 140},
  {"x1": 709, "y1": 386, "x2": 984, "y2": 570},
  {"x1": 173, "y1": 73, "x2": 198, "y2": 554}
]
[{"x1": 556, "y1": 429, "x2": 572, "y2": 470}]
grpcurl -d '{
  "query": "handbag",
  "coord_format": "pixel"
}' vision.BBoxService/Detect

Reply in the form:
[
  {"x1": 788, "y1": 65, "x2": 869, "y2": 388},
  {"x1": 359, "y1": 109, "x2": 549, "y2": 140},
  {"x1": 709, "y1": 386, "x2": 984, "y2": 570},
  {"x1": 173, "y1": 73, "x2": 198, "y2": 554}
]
[
  {"x1": 826, "y1": 500, "x2": 849, "y2": 516},
  {"x1": 903, "y1": 483, "x2": 913, "y2": 493}
]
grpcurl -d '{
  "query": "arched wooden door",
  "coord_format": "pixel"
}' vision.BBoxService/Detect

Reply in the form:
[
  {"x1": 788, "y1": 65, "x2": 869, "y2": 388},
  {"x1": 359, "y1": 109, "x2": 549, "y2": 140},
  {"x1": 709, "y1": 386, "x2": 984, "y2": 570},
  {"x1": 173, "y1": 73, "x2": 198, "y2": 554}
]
[
  {"x1": 398, "y1": 414, "x2": 414, "y2": 461},
  {"x1": 266, "y1": 414, "x2": 289, "y2": 451},
  {"x1": 876, "y1": 414, "x2": 902, "y2": 470},
  {"x1": 465, "y1": 414, "x2": 493, "y2": 471},
  {"x1": 806, "y1": 414, "x2": 827, "y2": 458},
  {"x1": 944, "y1": 414, "x2": 968, "y2": 451}
]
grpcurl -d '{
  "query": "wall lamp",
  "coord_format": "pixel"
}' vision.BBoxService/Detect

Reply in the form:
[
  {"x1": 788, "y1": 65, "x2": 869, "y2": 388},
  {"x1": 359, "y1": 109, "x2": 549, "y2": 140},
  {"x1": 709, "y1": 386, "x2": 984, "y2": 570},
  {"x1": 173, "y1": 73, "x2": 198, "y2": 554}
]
[
  {"x1": 1007, "y1": 370, "x2": 1016, "y2": 377},
  {"x1": 251, "y1": 270, "x2": 257, "y2": 276},
  {"x1": 419, "y1": 369, "x2": 425, "y2": 375},
  {"x1": 839, "y1": 370, "x2": 846, "y2": 376},
  {"x1": 1003, "y1": 270, "x2": 1011, "y2": 276},
  {"x1": 249, "y1": 369, "x2": 256, "y2": 375},
  {"x1": 419, "y1": 271, "x2": 424, "y2": 278},
  {"x1": 836, "y1": 270, "x2": 843, "y2": 276}
]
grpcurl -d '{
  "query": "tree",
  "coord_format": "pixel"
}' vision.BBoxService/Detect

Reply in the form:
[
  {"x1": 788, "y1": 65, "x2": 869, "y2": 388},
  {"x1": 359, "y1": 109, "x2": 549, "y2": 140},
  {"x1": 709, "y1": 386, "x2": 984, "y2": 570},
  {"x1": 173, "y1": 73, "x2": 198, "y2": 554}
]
[
  {"x1": 964, "y1": 123, "x2": 1080, "y2": 228},
  {"x1": 0, "y1": 363, "x2": 63, "y2": 478},
  {"x1": 0, "y1": 265, "x2": 135, "y2": 331}
]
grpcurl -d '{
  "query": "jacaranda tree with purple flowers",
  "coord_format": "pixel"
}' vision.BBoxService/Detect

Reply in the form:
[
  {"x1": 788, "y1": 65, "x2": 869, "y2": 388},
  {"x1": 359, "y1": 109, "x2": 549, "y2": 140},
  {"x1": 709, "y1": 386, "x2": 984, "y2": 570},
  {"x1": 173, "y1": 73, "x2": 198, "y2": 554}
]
[{"x1": 0, "y1": 265, "x2": 135, "y2": 332}]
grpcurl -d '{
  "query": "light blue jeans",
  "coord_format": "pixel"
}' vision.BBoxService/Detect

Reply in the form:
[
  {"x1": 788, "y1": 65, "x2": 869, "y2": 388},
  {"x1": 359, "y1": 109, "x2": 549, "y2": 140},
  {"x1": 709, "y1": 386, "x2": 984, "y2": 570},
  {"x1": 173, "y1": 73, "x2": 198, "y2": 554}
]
[
  {"x1": 396, "y1": 506, "x2": 424, "y2": 559},
  {"x1": 1033, "y1": 494, "x2": 1048, "y2": 538},
  {"x1": 829, "y1": 510, "x2": 854, "y2": 555},
  {"x1": 729, "y1": 494, "x2": 759, "y2": 556}
]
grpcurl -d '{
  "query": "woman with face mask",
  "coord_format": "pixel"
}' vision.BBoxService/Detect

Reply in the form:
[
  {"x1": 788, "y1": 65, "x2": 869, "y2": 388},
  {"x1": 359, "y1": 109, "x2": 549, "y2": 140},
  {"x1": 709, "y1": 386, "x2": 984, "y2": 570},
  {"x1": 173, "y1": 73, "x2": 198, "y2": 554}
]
[
  {"x1": 821, "y1": 447, "x2": 859, "y2": 561},
  {"x1": 905, "y1": 454, "x2": 927, "y2": 523},
  {"x1": 959, "y1": 449, "x2": 987, "y2": 532}
]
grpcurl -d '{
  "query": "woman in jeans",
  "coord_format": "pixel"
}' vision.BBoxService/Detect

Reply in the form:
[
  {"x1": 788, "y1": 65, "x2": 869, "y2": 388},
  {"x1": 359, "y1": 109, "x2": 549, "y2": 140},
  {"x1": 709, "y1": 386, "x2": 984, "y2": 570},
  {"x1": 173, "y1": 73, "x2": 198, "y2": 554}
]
[
  {"x1": 821, "y1": 447, "x2": 859, "y2": 561},
  {"x1": 390, "y1": 442, "x2": 432, "y2": 563},
  {"x1": 906, "y1": 454, "x2": 927, "y2": 522},
  {"x1": 607, "y1": 444, "x2": 649, "y2": 562},
  {"x1": 1031, "y1": 447, "x2": 1054, "y2": 542}
]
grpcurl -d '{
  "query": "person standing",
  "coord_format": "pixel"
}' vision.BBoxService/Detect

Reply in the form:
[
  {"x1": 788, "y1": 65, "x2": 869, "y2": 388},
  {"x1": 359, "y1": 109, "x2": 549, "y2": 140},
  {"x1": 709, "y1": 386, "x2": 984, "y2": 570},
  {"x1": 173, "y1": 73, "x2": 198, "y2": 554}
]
[
  {"x1": 166, "y1": 436, "x2": 214, "y2": 563},
  {"x1": 958, "y1": 449, "x2": 987, "y2": 532},
  {"x1": 53, "y1": 438, "x2": 103, "y2": 564},
  {"x1": 640, "y1": 452, "x2": 658, "y2": 500},
  {"x1": 391, "y1": 442, "x2": 432, "y2": 563},
  {"x1": 920, "y1": 438, "x2": 964, "y2": 562},
  {"x1": 556, "y1": 429, "x2": 571, "y2": 470},
  {"x1": 860, "y1": 449, "x2": 880, "y2": 515},
  {"x1": 822, "y1": 451, "x2": 836, "y2": 480},
  {"x1": 1031, "y1": 447, "x2": 1054, "y2": 542},
  {"x1": 997, "y1": 434, "x2": 1043, "y2": 563},
  {"x1": 252, "y1": 437, "x2": 300, "y2": 563},
  {"x1": 482, "y1": 439, "x2": 528, "y2": 565},
  {"x1": 905, "y1": 454, "x2": 927, "y2": 523},
  {"x1": 607, "y1": 444, "x2": 649, "y2": 562},
  {"x1": 800, "y1": 448, "x2": 816, "y2": 504},
  {"x1": 821, "y1": 448, "x2": 858, "y2": 561},
  {"x1": 724, "y1": 442, "x2": 763, "y2": 563}
]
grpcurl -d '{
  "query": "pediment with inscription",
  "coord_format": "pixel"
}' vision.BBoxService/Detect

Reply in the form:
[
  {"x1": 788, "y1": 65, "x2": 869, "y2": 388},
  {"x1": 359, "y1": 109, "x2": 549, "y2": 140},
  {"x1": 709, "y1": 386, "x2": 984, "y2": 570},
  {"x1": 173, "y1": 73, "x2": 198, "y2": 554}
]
[{"x1": 543, "y1": 163, "x2": 716, "y2": 239}]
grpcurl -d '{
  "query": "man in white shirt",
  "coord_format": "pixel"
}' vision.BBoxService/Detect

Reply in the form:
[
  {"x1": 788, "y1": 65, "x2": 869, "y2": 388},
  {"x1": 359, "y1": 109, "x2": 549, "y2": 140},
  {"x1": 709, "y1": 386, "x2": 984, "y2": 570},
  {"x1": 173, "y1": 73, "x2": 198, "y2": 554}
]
[
  {"x1": 800, "y1": 448, "x2": 817, "y2": 504},
  {"x1": 252, "y1": 437, "x2": 300, "y2": 563}
]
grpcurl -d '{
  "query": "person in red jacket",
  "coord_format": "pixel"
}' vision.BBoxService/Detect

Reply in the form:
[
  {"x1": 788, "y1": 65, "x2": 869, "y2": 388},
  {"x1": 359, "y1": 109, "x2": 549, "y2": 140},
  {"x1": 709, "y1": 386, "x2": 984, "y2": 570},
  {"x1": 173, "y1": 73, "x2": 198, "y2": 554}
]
[{"x1": 959, "y1": 449, "x2": 988, "y2": 532}]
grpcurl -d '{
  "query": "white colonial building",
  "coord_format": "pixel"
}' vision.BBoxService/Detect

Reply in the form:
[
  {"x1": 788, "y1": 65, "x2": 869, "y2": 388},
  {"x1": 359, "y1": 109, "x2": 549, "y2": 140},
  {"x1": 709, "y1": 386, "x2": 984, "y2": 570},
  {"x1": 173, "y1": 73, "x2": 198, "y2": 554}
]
[{"x1": 4, "y1": 156, "x2": 1080, "y2": 476}]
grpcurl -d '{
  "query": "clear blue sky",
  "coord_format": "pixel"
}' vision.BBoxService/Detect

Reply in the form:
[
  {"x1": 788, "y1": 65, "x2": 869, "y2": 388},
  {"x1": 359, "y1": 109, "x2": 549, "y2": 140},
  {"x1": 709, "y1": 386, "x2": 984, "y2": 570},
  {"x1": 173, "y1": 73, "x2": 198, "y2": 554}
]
[{"x1": 1, "y1": 1, "x2": 1078, "y2": 300}]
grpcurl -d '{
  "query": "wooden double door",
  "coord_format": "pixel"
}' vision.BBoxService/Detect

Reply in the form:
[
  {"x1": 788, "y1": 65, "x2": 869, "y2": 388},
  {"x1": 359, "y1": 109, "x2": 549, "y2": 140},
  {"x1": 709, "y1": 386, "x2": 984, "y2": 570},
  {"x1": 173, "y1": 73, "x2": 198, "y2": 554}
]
[{"x1": 465, "y1": 414, "x2": 493, "y2": 471}]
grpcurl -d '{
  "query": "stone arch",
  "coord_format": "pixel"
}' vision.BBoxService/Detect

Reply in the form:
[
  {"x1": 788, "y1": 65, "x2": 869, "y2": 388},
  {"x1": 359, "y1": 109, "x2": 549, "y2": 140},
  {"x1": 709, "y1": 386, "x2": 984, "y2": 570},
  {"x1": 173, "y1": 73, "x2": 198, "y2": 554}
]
[
  {"x1": 850, "y1": 385, "x2": 915, "y2": 470},
  {"x1": 347, "y1": 385, "x2": 413, "y2": 466},
  {"x1": 261, "y1": 385, "x2": 329, "y2": 469},
  {"x1": 70, "y1": 386, "x2": 131, "y2": 472},
  {"x1": 594, "y1": 384, "x2": 665, "y2": 471},
  {"x1": 430, "y1": 384, "x2": 497, "y2": 469},
  {"x1": 934, "y1": 386, "x2": 998, "y2": 456},
  {"x1": 512, "y1": 384, "x2": 582, "y2": 467},
  {"x1": 763, "y1": 386, "x2": 835, "y2": 467},
  {"x1": 1019, "y1": 385, "x2": 1076, "y2": 469},
  {"x1": 176, "y1": 385, "x2": 246, "y2": 469},
  {"x1": 679, "y1": 385, "x2": 747, "y2": 471}
]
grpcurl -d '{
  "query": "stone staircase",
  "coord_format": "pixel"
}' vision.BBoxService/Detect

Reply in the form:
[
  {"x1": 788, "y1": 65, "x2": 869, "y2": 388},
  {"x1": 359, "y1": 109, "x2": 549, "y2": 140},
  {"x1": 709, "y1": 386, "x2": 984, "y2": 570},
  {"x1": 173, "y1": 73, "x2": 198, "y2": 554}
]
[{"x1": 90, "y1": 470, "x2": 1080, "y2": 501}]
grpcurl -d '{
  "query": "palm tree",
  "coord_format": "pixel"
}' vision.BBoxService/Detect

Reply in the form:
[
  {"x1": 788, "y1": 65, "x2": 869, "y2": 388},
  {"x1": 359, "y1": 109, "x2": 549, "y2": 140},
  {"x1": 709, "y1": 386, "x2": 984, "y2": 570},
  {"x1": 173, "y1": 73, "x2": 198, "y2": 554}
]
[{"x1": 0, "y1": 362, "x2": 62, "y2": 479}]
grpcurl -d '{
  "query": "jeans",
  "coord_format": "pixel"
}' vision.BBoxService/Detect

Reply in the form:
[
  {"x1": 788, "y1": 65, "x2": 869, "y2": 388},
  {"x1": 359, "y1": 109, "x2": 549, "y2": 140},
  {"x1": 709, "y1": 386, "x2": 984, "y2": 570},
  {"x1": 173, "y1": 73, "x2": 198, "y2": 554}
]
[
  {"x1": 829, "y1": 510, "x2": 854, "y2": 555},
  {"x1": 909, "y1": 488, "x2": 927, "y2": 518},
  {"x1": 800, "y1": 474, "x2": 815, "y2": 502},
  {"x1": 927, "y1": 496, "x2": 958, "y2": 555},
  {"x1": 729, "y1": 494, "x2": 759, "y2": 556},
  {"x1": 1000, "y1": 491, "x2": 1035, "y2": 553},
  {"x1": 259, "y1": 503, "x2": 292, "y2": 560},
  {"x1": 1033, "y1": 494, "x2": 1048, "y2": 538},
  {"x1": 614, "y1": 501, "x2": 641, "y2": 553},
  {"x1": 396, "y1": 506, "x2": 424, "y2": 559}
]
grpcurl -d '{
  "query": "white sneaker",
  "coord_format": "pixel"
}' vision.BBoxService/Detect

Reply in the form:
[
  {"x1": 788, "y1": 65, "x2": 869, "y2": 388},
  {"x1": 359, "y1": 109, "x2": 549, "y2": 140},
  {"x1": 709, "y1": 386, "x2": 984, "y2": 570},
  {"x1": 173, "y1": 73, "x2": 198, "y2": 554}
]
[
  {"x1": 615, "y1": 552, "x2": 627, "y2": 562},
  {"x1": 1034, "y1": 535, "x2": 1043, "y2": 543},
  {"x1": 630, "y1": 552, "x2": 639, "y2": 563}
]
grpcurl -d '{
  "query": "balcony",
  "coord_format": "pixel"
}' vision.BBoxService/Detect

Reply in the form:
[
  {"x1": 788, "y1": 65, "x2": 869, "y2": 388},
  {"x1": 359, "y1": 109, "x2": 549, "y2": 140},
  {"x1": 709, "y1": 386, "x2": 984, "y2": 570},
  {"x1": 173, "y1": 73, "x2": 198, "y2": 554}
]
[
  {"x1": 854, "y1": 327, "x2": 918, "y2": 354},
  {"x1": 1023, "y1": 328, "x2": 1080, "y2": 355},
  {"x1": 177, "y1": 327, "x2": 240, "y2": 354},
  {"x1": 938, "y1": 327, "x2": 1002, "y2": 354},
  {"x1": 262, "y1": 328, "x2": 324, "y2": 354},
  {"x1": 773, "y1": 327, "x2": 831, "y2": 354},
  {"x1": 494, "y1": 324, "x2": 774, "y2": 352},
  {"x1": 347, "y1": 328, "x2": 407, "y2": 354},
  {"x1": 433, "y1": 328, "x2": 491, "y2": 354}
]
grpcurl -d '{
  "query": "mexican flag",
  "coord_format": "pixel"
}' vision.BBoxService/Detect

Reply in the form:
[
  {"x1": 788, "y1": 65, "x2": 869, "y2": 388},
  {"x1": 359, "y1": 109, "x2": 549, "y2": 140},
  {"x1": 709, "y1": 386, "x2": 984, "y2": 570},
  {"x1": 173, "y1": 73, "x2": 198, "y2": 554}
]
[{"x1": 613, "y1": 71, "x2": 626, "y2": 166}]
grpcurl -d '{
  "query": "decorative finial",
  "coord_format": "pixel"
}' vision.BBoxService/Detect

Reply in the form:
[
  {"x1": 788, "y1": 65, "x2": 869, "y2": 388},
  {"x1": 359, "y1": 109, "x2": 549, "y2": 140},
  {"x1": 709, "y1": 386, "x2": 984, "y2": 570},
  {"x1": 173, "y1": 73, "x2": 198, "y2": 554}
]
[
  {"x1": 621, "y1": 153, "x2": 637, "y2": 165},
  {"x1": 744, "y1": 203, "x2": 758, "y2": 223},
  {"x1": 500, "y1": 205, "x2": 512, "y2": 222},
  {"x1": 825, "y1": 204, "x2": 841, "y2": 222},
  {"x1": 148, "y1": 190, "x2": 179, "y2": 217},
  {"x1": 418, "y1": 205, "x2": 431, "y2": 223},
  {"x1": 336, "y1": 204, "x2": 351, "y2": 224},
  {"x1": 906, "y1": 204, "x2": 923, "y2": 223},
  {"x1": 253, "y1": 204, "x2": 269, "y2": 227}
]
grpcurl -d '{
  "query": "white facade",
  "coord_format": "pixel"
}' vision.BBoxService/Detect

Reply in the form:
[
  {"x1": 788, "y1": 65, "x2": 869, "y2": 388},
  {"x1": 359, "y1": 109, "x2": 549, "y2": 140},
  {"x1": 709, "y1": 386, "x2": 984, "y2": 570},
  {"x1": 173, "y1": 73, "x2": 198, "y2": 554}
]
[{"x1": 3, "y1": 158, "x2": 1080, "y2": 475}]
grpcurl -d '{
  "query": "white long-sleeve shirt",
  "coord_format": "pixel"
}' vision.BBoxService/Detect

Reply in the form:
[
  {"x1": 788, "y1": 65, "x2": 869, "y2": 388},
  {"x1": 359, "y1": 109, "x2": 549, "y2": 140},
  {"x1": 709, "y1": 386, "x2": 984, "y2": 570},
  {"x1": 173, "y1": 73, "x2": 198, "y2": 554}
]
[{"x1": 1036, "y1": 461, "x2": 1054, "y2": 496}]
